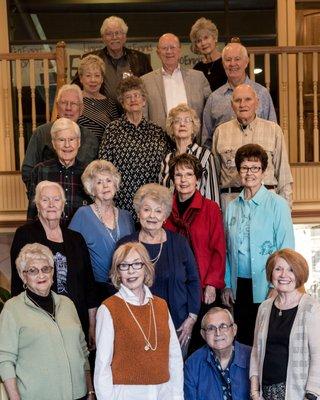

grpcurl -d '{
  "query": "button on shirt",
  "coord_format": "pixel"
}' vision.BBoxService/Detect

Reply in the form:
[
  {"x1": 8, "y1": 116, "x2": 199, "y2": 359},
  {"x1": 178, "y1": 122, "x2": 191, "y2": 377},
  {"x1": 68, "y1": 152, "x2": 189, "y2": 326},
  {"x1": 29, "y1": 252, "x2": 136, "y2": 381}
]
[
  {"x1": 162, "y1": 66, "x2": 188, "y2": 114},
  {"x1": 212, "y1": 117, "x2": 293, "y2": 207},
  {"x1": 27, "y1": 158, "x2": 91, "y2": 224},
  {"x1": 202, "y1": 75, "x2": 277, "y2": 148}
]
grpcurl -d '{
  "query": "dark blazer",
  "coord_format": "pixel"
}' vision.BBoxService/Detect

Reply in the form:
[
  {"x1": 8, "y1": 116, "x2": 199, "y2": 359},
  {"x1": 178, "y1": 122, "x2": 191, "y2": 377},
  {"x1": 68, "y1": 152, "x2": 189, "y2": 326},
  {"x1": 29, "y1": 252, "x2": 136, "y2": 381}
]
[
  {"x1": 10, "y1": 219, "x2": 98, "y2": 333},
  {"x1": 117, "y1": 229, "x2": 201, "y2": 328}
]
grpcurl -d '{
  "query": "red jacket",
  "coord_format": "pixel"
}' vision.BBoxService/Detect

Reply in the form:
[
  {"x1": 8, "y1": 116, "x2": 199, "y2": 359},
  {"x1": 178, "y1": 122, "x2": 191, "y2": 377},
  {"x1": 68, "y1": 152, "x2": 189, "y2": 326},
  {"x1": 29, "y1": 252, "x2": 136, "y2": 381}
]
[{"x1": 164, "y1": 190, "x2": 226, "y2": 289}]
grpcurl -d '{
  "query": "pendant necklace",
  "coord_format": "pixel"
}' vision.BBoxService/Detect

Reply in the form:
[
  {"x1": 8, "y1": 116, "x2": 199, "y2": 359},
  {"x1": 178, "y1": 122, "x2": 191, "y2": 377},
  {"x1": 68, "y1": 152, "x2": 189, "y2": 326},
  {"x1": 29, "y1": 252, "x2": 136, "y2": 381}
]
[
  {"x1": 120, "y1": 295, "x2": 158, "y2": 351},
  {"x1": 94, "y1": 203, "x2": 120, "y2": 243}
]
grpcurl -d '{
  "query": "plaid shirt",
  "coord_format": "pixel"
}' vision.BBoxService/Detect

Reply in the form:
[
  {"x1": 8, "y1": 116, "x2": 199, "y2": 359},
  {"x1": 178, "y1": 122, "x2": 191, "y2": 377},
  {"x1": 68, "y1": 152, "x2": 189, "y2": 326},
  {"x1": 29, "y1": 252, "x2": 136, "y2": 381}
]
[{"x1": 27, "y1": 158, "x2": 91, "y2": 224}]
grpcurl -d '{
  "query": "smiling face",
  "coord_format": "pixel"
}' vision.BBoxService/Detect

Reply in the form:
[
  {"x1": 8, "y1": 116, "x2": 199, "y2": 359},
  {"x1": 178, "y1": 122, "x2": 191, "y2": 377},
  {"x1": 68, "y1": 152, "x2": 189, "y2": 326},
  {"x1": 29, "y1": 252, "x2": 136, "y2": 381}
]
[
  {"x1": 118, "y1": 249, "x2": 146, "y2": 294},
  {"x1": 172, "y1": 111, "x2": 194, "y2": 142},
  {"x1": 80, "y1": 65, "x2": 103, "y2": 97},
  {"x1": 122, "y1": 89, "x2": 145, "y2": 114},
  {"x1": 173, "y1": 164, "x2": 198, "y2": 201},
  {"x1": 22, "y1": 258, "x2": 54, "y2": 296},
  {"x1": 52, "y1": 128, "x2": 80, "y2": 167},
  {"x1": 138, "y1": 197, "x2": 167, "y2": 234},
  {"x1": 37, "y1": 185, "x2": 64, "y2": 222},
  {"x1": 272, "y1": 257, "x2": 297, "y2": 294},
  {"x1": 102, "y1": 21, "x2": 126, "y2": 57},
  {"x1": 239, "y1": 159, "x2": 264, "y2": 194},
  {"x1": 57, "y1": 89, "x2": 83, "y2": 122},
  {"x1": 202, "y1": 311, "x2": 237, "y2": 353},
  {"x1": 92, "y1": 172, "x2": 117, "y2": 203},
  {"x1": 157, "y1": 34, "x2": 181, "y2": 72},
  {"x1": 195, "y1": 29, "x2": 216, "y2": 56},
  {"x1": 232, "y1": 85, "x2": 258, "y2": 124},
  {"x1": 222, "y1": 43, "x2": 249, "y2": 86}
]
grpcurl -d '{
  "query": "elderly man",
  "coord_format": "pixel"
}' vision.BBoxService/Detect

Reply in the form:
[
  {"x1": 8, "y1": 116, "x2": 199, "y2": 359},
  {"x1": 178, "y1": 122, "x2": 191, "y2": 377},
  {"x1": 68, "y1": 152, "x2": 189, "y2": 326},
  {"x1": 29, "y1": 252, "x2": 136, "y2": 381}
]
[
  {"x1": 73, "y1": 16, "x2": 152, "y2": 104},
  {"x1": 202, "y1": 42, "x2": 277, "y2": 148},
  {"x1": 27, "y1": 118, "x2": 91, "y2": 224},
  {"x1": 212, "y1": 84, "x2": 293, "y2": 211},
  {"x1": 141, "y1": 33, "x2": 211, "y2": 138},
  {"x1": 184, "y1": 307, "x2": 251, "y2": 400},
  {"x1": 22, "y1": 84, "x2": 98, "y2": 189}
]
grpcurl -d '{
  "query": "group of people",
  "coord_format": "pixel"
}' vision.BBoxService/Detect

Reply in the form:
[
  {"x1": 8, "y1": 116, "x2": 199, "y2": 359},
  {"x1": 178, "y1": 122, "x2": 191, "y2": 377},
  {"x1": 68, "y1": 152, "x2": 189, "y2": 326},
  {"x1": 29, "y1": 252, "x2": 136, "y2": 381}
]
[{"x1": 0, "y1": 13, "x2": 319, "y2": 400}]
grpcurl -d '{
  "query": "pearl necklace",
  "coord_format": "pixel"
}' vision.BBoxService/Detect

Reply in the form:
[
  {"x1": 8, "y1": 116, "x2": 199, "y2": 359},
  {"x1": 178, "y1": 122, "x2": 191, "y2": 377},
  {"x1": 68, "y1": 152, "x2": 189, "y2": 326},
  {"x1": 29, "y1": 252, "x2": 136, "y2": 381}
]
[
  {"x1": 94, "y1": 203, "x2": 120, "y2": 244},
  {"x1": 120, "y1": 295, "x2": 158, "y2": 351}
]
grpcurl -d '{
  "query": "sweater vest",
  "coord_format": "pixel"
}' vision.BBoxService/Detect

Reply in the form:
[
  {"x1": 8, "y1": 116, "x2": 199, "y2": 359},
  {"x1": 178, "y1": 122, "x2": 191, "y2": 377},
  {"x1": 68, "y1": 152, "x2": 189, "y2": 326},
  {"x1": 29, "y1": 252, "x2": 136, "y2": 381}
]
[{"x1": 103, "y1": 295, "x2": 170, "y2": 385}]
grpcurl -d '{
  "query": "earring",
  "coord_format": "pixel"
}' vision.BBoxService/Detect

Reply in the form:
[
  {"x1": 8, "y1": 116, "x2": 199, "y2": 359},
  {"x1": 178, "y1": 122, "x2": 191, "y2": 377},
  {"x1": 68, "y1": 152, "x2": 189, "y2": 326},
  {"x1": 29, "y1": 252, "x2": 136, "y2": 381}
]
[{"x1": 23, "y1": 283, "x2": 27, "y2": 290}]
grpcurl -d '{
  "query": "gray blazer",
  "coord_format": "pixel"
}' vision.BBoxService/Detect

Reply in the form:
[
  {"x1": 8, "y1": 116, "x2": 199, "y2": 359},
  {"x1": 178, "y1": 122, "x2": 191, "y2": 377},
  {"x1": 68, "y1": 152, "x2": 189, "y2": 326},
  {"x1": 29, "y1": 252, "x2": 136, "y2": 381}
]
[{"x1": 141, "y1": 67, "x2": 211, "y2": 140}]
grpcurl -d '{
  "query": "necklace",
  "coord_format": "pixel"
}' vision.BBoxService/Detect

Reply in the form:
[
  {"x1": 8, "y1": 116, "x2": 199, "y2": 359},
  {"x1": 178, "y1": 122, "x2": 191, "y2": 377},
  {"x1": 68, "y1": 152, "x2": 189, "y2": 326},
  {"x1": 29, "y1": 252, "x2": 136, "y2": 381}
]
[
  {"x1": 275, "y1": 292, "x2": 302, "y2": 316},
  {"x1": 26, "y1": 293, "x2": 56, "y2": 321},
  {"x1": 94, "y1": 203, "x2": 120, "y2": 243},
  {"x1": 121, "y1": 295, "x2": 158, "y2": 351},
  {"x1": 139, "y1": 230, "x2": 164, "y2": 264}
]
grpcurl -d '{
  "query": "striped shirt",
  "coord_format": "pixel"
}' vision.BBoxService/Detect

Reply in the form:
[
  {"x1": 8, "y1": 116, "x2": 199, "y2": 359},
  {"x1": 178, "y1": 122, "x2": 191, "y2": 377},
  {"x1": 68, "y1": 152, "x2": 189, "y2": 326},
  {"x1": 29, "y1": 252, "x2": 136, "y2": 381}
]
[
  {"x1": 77, "y1": 97, "x2": 119, "y2": 143},
  {"x1": 159, "y1": 143, "x2": 220, "y2": 205}
]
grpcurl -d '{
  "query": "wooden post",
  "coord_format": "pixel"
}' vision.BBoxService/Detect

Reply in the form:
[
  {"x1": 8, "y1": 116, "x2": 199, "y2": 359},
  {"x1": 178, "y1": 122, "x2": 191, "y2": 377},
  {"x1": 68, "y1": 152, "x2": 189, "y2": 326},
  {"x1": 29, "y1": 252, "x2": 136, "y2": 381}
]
[{"x1": 51, "y1": 41, "x2": 67, "y2": 121}]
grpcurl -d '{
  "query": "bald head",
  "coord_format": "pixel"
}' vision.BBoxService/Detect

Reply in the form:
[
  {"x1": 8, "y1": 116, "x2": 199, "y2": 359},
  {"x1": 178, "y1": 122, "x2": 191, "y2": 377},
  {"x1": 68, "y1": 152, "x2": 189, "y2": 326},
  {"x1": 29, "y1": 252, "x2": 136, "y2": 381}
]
[
  {"x1": 157, "y1": 33, "x2": 181, "y2": 74},
  {"x1": 231, "y1": 84, "x2": 259, "y2": 125}
]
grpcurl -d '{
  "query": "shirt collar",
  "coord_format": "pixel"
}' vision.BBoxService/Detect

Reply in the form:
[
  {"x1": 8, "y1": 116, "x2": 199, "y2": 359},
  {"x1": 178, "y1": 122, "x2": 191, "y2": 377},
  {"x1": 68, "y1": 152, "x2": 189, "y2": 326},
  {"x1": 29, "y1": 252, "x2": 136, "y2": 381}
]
[
  {"x1": 239, "y1": 184, "x2": 268, "y2": 205},
  {"x1": 161, "y1": 64, "x2": 181, "y2": 76},
  {"x1": 223, "y1": 74, "x2": 250, "y2": 95},
  {"x1": 118, "y1": 284, "x2": 153, "y2": 305},
  {"x1": 236, "y1": 115, "x2": 258, "y2": 131},
  {"x1": 205, "y1": 341, "x2": 249, "y2": 369}
]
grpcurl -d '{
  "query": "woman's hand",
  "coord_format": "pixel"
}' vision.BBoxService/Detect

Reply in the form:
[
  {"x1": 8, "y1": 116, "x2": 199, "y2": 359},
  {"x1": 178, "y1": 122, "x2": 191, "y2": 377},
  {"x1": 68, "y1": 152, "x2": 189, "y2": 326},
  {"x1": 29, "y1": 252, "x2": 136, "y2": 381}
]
[
  {"x1": 204, "y1": 285, "x2": 216, "y2": 304},
  {"x1": 221, "y1": 288, "x2": 235, "y2": 307},
  {"x1": 177, "y1": 316, "x2": 196, "y2": 348}
]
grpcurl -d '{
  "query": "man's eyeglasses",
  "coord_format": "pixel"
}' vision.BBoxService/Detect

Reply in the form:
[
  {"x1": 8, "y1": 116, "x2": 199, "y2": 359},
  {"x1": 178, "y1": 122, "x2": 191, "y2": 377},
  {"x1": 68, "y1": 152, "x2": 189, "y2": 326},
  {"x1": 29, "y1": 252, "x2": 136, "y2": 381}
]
[
  {"x1": 202, "y1": 323, "x2": 234, "y2": 334},
  {"x1": 58, "y1": 100, "x2": 80, "y2": 109},
  {"x1": 104, "y1": 30, "x2": 124, "y2": 38},
  {"x1": 23, "y1": 266, "x2": 53, "y2": 277},
  {"x1": 239, "y1": 166, "x2": 262, "y2": 174},
  {"x1": 53, "y1": 137, "x2": 79, "y2": 145},
  {"x1": 118, "y1": 262, "x2": 144, "y2": 271}
]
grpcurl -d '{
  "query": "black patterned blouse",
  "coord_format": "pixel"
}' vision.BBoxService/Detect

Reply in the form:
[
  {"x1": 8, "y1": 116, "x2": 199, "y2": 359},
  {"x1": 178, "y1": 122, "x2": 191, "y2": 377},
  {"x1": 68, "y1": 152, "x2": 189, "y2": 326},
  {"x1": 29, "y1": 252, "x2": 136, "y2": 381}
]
[{"x1": 98, "y1": 115, "x2": 173, "y2": 219}]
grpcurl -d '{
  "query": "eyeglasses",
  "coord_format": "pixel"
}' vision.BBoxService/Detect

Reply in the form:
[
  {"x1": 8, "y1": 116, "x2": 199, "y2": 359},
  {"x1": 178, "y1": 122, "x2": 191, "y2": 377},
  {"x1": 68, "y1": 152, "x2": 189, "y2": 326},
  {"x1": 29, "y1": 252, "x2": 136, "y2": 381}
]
[
  {"x1": 58, "y1": 100, "x2": 80, "y2": 109},
  {"x1": 239, "y1": 166, "x2": 262, "y2": 174},
  {"x1": 174, "y1": 172, "x2": 195, "y2": 180},
  {"x1": 23, "y1": 266, "x2": 53, "y2": 277},
  {"x1": 158, "y1": 44, "x2": 180, "y2": 51},
  {"x1": 53, "y1": 137, "x2": 79, "y2": 145},
  {"x1": 104, "y1": 30, "x2": 124, "y2": 38},
  {"x1": 118, "y1": 262, "x2": 144, "y2": 271},
  {"x1": 202, "y1": 323, "x2": 234, "y2": 334},
  {"x1": 173, "y1": 117, "x2": 193, "y2": 125},
  {"x1": 123, "y1": 92, "x2": 142, "y2": 101}
]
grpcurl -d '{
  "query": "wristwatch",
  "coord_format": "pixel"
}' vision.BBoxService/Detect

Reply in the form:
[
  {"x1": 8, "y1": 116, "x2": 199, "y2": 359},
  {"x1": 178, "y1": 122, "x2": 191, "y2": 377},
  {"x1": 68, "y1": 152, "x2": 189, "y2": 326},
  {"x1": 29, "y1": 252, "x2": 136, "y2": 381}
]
[{"x1": 305, "y1": 393, "x2": 318, "y2": 400}]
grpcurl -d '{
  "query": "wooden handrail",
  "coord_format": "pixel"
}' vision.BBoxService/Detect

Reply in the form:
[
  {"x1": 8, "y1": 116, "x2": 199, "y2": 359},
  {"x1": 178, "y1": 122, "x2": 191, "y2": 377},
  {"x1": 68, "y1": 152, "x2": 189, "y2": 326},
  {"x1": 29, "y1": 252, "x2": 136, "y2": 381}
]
[{"x1": 247, "y1": 45, "x2": 320, "y2": 54}]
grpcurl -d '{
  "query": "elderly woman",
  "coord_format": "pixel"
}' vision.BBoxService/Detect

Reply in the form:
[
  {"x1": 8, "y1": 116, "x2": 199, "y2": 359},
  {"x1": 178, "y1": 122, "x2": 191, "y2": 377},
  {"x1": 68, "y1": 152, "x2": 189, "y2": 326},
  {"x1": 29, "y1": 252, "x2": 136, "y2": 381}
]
[
  {"x1": 0, "y1": 243, "x2": 94, "y2": 400},
  {"x1": 77, "y1": 54, "x2": 119, "y2": 142},
  {"x1": 164, "y1": 153, "x2": 226, "y2": 352},
  {"x1": 27, "y1": 117, "x2": 91, "y2": 224},
  {"x1": 94, "y1": 241, "x2": 183, "y2": 399},
  {"x1": 69, "y1": 160, "x2": 134, "y2": 302},
  {"x1": 222, "y1": 144, "x2": 295, "y2": 345},
  {"x1": 160, "y1": 103, "x2": 219, "y2": 203},
  {"x1": 190, "y1": 17, "x2": 227, "y2": 91},
  {"x1": 117, "y1": 183, "x2": 201, "y2": 357},
  {"x1": 99, "y1": 76, "x2": 173, "y2": 218},
  {"x1": 11, "y1": 181, "x2": 98, "y2": 347},
  {"x1": 250, "y1": 249, "x2": 320, "y2": 400}
]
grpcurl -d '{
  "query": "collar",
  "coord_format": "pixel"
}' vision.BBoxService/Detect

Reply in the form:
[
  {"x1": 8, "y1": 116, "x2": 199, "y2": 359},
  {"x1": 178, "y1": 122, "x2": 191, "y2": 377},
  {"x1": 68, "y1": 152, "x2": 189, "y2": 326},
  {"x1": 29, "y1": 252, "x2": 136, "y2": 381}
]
[
  {"x1": 118, "y1": 284, "x2": 153, "y2": 306},
  {"x1": 236, "y1": 115, "x2": 258, "y2": 130},
  {"x1": 205, "y1": 341, "x2": 249, "y2": 369},
  {"x1": 222, "y1": 74, "x2": 250, "y2": 95},
  {"x1": 122, "y1": 113, "x2": 147, "y2": 129},
  {"x1": 187, "y1": 142, "x2": 200, "y2": 153},
  {"x1": 23, "y1": 290, "x2": 60, "y2": 309},
  {"x1": 239, "y1": 184, "x2": 268, "y2": 206},
  {"x1": 173, "y1": 189, "x2": 203, "y2": 213},
  {"x1": 161, "y1": 64, "x2": 181, "y2": 76},
  {"x1": 104, "y1": 46, "x2": 127, "y2": 60}
]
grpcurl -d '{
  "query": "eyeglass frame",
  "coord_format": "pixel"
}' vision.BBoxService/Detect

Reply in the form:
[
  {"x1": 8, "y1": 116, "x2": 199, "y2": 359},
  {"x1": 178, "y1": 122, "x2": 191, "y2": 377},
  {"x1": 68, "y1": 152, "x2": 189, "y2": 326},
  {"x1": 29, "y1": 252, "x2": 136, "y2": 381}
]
[
  {"x1": 118, "y1": 262, "x2": 145, "y2": 272},
  {"x1": 239, "y1": 166, "x2": 262, "y2": 174},
  {"x1": 23, "y1": 265, "x2": 54, "y2": 277},
  {"x1": 201, "y1": 322, "x2": 234, "y2": 334}
]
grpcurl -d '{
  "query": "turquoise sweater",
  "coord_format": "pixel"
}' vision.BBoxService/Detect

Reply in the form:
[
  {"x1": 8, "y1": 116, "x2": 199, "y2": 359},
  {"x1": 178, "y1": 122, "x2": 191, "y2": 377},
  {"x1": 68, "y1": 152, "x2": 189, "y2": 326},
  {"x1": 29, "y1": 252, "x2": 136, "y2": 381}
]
[{"x1": 0, "y1": 291, "x2": 89, "y2": 400}]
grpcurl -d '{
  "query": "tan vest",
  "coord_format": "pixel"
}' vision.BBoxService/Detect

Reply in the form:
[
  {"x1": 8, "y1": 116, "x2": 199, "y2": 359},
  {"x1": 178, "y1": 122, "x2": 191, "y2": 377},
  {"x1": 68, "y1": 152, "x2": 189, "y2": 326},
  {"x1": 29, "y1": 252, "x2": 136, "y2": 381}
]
[{"x1": 103, "y1": 295, "x2": 170, "y2": 385}]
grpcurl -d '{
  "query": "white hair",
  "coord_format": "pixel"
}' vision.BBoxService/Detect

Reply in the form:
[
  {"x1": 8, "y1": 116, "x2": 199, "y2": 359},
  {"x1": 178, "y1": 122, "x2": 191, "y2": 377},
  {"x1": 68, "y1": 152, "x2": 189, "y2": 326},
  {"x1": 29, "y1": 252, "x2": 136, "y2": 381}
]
[
  {"x1": 56, "y1": 84, "x2": 83, "y2": 104},
  {"x1": 222, "y1": 42, "x2": 248, "y2": 60},
  {"x1": 50, "y1": 117, "x2": 80, "y2": 139},
  {"x1": 100, "y1": 16, "x2": 128, "y2": 36}
]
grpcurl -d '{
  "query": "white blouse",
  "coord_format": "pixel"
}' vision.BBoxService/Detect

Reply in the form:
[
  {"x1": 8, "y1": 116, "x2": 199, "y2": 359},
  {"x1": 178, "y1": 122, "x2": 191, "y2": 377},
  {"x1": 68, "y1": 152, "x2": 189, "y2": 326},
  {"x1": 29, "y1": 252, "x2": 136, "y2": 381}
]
[{"x1": 94, "y1": 284, "x2": 184, "y2": 400}]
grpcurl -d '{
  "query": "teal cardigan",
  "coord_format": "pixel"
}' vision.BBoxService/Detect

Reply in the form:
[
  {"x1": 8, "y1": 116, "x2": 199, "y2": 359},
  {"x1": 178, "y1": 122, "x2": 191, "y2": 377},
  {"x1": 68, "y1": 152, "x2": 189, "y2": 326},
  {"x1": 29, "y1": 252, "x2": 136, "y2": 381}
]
[
  {"x1": 225, "y1": 185, "x2": 295, "y2": 303},
  {"x1": 0, "y1": 291, "x2": 89, "y2": 400}
]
